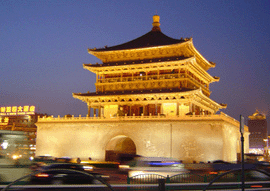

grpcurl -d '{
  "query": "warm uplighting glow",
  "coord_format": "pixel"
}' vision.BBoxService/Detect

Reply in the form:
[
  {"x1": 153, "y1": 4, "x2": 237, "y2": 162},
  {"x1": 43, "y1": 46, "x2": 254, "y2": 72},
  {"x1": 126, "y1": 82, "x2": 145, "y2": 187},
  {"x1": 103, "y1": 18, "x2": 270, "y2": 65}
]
[
  {"x1": 179, "y1": 104, "x2": 189, "y2": 115},
  {"x1": 162, "y1": 103, "x2": 177, "y2": 116},
  {"x1": 104, "y1": 105, "x2": 118, "y2": 118},
  {"x1": 35, "y1": 15, "x2": 249, "y2": 163},
  {"x1": 12, "y1": 155, "x2": 19, "y2": 160}
]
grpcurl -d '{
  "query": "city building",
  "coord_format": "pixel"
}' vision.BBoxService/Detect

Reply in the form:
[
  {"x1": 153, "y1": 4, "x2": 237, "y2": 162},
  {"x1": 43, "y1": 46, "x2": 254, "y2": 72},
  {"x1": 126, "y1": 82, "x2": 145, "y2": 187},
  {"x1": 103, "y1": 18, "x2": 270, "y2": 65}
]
[
  {"x1": 0, "y1": 105, "x2": 44, "y2": 159},
  {"x1": 248, "y1": 110, "x2": 268, "y2": 155},
  {"x1": 36, "y1": 15, "x2": 249, "y2": 163}
]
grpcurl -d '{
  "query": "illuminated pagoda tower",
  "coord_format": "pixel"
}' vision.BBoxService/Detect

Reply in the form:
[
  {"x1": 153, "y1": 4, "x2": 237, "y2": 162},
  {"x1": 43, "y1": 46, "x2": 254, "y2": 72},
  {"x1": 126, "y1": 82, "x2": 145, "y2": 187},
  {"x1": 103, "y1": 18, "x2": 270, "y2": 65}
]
[
  {"x1": 36, "y1": 15, "x2": 249, "y2": 163},
  {"x1": 74, "y1": 15, "x2": 224, "y2": 118}
]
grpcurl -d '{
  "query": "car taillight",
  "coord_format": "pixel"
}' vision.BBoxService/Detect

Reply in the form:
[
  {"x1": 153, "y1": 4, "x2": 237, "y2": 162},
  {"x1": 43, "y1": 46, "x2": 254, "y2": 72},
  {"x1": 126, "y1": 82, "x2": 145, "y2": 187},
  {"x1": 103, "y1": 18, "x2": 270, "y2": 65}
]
[
  {"x1": 35, "y1": 173, "x2": 49, "y2": 177},
  {"x1": 251, "y1": 185, "x2": 263, "y2": 188}
]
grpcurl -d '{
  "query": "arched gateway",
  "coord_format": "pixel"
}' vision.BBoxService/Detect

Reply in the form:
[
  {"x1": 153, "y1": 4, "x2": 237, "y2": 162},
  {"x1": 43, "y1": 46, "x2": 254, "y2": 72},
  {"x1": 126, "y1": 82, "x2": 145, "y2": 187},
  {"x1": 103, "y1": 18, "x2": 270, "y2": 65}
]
[
  {"x1": 36, "y1": 15, "x2": 249, "y2": 163},
  {"x1": 105, "y1": 135, "x2": 136, "y2": 161}
]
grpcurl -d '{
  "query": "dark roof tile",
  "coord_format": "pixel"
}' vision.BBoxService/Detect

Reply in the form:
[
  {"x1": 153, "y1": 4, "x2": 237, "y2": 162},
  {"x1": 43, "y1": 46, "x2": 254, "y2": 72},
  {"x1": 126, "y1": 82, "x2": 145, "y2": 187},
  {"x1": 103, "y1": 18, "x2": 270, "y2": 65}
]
[
  {"x1": 92, "y1": 30, "x2": 185, "y2": 52},
  {"x1": 74, "y1": 88, "x2": 193, "y2": 97}
]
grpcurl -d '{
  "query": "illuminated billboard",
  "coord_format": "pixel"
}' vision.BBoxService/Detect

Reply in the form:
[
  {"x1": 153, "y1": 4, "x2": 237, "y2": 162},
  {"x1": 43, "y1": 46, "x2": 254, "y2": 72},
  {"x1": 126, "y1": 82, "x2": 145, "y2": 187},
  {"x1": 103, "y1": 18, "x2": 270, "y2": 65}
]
[{"x1": 0, "y1": 105, "x2": 35, "y2": 116}]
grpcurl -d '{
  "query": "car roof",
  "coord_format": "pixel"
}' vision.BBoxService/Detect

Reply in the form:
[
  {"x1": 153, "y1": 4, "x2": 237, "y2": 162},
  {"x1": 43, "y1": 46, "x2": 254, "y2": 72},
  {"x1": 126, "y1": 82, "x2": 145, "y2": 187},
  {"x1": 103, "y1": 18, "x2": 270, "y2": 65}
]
[{"x1": 44, "y1": 163, "x2": 83, "y2": 169}]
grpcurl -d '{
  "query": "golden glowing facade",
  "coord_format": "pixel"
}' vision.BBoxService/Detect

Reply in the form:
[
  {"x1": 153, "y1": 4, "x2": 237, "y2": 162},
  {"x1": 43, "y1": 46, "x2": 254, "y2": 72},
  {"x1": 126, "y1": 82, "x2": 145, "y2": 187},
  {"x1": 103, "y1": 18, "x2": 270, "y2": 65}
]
[{"x1": 36, "y1": 15, "x2": 249, "y2": 163}]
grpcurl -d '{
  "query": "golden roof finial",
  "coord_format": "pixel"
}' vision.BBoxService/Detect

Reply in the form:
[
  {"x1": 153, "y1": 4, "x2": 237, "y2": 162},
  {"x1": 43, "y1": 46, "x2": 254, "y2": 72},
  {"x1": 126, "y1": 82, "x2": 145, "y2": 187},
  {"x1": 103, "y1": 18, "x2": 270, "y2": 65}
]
[{"x1": 152, "y1": 15, "x2": 161, "y2": 31}]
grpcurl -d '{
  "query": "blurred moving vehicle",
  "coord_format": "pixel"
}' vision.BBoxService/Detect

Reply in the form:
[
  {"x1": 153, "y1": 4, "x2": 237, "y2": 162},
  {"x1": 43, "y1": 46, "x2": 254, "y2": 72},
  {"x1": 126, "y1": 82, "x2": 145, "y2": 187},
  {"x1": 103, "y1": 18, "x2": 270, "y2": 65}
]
[
  {"x1": 120, "y1": 157, "x2": 188, "y2": 177},
  {"x1": 30, "y1": 163, "x2": 109, "y2": 184},
  {"x1": 212, "y1": 160, "x2": 232, "y2": 164}
]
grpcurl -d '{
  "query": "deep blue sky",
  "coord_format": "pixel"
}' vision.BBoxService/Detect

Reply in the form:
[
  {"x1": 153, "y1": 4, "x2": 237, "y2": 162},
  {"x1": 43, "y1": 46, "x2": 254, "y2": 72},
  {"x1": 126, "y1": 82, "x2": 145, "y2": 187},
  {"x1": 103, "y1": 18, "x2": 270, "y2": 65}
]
[{"x1": 1, "y1": 0, "x2": 269, "y2": 127}]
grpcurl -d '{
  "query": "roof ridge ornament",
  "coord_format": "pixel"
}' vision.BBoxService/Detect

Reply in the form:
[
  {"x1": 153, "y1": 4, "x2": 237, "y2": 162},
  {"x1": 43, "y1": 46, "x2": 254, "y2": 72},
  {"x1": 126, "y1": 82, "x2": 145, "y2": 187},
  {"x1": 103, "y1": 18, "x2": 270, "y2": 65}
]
[{"x1": 152, "y1": 15, "x2": 161, "y2": 32}]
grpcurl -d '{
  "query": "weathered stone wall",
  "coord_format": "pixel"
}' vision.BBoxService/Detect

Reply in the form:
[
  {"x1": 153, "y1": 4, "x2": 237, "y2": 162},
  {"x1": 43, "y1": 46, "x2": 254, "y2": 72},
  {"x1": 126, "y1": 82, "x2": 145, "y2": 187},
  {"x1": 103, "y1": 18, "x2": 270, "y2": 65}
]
[{"x1": 36, "y1": 119, "x2": 248, "y2": 163}]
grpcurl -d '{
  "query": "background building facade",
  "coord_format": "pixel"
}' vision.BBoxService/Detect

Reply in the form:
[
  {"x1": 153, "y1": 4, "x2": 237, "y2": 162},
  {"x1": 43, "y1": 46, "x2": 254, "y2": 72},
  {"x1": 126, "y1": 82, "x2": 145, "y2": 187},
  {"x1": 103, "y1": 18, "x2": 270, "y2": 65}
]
[
  {"x1": 0, "y1": 105, "x2": 48, "y2": 159},
  {"x1": 248, "y1": 110, "x2": 268, "y2": 155}
]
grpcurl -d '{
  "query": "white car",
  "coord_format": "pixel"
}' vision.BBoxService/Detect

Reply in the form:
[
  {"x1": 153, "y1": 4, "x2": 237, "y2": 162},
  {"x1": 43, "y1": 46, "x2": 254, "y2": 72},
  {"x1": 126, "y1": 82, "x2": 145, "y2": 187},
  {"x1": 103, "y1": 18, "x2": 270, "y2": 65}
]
[{"x1": 124, "y1": 157, "x2": 188, "y2": 177}]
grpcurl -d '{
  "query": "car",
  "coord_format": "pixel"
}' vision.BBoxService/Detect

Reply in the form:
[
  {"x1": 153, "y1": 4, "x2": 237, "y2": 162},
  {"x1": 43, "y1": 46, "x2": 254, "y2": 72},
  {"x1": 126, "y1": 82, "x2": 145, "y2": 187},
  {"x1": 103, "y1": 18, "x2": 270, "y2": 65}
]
[
  {"x1": 124, "y1": 157, "x2": 188, "y2": 178},
  {"x1": 30, "y1": 163, "x2": 109, "y2": 184},
  {"x1": 33, "y1": 155, "x2": 55, "y2": 163}
]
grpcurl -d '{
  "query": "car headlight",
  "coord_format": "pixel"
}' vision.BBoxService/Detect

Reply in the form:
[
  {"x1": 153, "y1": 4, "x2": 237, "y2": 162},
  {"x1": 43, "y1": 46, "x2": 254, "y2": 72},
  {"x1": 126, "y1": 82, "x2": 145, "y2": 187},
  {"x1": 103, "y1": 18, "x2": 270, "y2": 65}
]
[
  {"x1": 119, "y1": 165, "x2": 130, "y2": 169},
  {"x1": 83, "y1": 165, "x2": 94, "y2": 171}
]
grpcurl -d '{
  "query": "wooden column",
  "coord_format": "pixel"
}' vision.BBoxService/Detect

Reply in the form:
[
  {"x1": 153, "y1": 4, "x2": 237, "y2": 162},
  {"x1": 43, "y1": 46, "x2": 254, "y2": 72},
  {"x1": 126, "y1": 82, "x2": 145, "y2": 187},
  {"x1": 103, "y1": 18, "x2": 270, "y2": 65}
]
[
  {"x1": 98, "y1": 105, "x2": 101, "y2": 117},
  {"x1": 129, "y1": 105, "x2": 132, "y2": 116},
  {"x1": 176, "y1": 102, "x2": 179, "y2": 116},
  {"x1": 87, "y1": 105, "x2": 91, "y2": 117}
]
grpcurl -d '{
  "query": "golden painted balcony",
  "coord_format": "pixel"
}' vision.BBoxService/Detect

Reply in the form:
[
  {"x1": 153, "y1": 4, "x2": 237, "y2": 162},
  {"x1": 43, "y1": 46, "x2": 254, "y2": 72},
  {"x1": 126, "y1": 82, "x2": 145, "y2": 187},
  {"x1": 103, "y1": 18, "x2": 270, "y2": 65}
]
[{"x1": 96, "y1": 73, "x2": 210, "y2": 96}]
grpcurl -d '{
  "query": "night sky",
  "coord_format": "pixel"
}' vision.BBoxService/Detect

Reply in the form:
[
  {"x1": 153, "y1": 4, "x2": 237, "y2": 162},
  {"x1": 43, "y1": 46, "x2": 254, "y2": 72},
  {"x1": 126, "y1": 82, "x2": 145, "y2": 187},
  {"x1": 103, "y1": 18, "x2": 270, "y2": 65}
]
[{"x1": 1, "y1": 1, "x2": 269, "y2": 129}]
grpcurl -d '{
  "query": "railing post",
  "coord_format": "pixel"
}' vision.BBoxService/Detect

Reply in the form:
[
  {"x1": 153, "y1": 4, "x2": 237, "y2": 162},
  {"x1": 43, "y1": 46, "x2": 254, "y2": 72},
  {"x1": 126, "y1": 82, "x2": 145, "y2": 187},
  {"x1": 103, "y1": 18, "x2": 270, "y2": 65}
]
[
  {"x1": 127, "y1": 176, "x2": 130, "y2": 184},
  {"x1": 166, "y1": 175, "x2": 170, "y2": 183},
  {"x1": 237, "y1": 172, "x2": 241, "y2": 182},
  {"x1": 127, "y1": 176, "x2": 130, "y2": 191},
  {"x1": 204, "y1": 174, "x2": 207, "y2": 182},
  {"x1": 158, "y1": 179, "x2": 166, "y2": 191}
]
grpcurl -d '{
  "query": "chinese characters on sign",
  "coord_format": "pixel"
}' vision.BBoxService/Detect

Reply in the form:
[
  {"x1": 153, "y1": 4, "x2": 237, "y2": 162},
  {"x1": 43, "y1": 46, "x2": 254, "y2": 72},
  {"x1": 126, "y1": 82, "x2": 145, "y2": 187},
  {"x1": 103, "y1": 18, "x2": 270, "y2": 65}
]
[
  {"x1": 0, "y1": 117, "x2": 9, "y2": 125},
  {"x1": 0, "y1": 105, "x2": 35, "y2": 116}
]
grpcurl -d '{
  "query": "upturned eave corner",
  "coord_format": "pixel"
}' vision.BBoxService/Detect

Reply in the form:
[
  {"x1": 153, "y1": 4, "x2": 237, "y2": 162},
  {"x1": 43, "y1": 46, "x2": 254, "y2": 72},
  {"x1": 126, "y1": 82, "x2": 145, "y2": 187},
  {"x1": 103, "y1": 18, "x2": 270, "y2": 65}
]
[
  {"x1": 220, "y1": 103, "x2": 227, "y2": 109},
  {"x1": 213, "y1": 76, "x2": 220, "y2": 82},
  {"x1": 209, "y1": 61, "x2": 216, "y2": 68},
  {"x1": 188, "y1": 41, "x2": 215, "y2": 71},
  {"x1": 83, "y1": 63, "x2": 89, "y2": 69}
]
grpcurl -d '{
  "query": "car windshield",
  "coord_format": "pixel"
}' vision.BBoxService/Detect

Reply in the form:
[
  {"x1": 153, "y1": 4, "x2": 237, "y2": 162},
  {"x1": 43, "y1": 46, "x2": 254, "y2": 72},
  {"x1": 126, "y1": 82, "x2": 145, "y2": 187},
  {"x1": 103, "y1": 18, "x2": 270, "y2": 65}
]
[
  {"x1": 128, "y1": 158, "x2": 182, "y2": 168},
  {"x1": 148, "y1": 161, "x2": 181, "y2": 167}
]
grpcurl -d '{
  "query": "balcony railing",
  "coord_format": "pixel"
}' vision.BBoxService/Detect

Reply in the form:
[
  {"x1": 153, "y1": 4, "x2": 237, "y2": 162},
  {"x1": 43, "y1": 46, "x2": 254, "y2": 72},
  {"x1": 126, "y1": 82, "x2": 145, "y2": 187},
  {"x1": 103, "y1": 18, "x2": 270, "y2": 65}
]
[
  {"x1": 96, "y1": 73, "x2": 209, "y2": 93},
  {"x1": 98, "y1": 73, "x2": 184, "y2": 83}
]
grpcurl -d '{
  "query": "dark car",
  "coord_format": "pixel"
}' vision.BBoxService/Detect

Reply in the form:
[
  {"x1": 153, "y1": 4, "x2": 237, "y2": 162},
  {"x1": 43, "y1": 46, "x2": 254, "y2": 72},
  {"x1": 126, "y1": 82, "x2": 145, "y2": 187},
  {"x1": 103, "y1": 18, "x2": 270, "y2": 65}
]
[
  {"x1": 30, "y1": 163, "x2": 108, "y2": 184},
  {"x1": 212, "y1": 160, "x2": 232, "y2": 164}
]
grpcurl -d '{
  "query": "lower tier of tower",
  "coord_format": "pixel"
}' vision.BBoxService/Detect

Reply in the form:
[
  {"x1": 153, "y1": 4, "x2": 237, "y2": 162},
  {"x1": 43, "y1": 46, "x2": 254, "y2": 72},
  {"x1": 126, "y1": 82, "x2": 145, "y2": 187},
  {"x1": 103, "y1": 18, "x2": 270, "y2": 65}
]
[{"x1": 36, "y1": 114, "x2": 249, "y2": 163}]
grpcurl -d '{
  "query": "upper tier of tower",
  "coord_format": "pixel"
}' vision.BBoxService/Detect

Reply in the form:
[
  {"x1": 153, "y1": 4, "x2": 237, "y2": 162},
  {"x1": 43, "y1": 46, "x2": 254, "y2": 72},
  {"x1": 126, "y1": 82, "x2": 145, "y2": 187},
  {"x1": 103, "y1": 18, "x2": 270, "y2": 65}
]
[{"x1": 87, "y1": 15, "x2": 216, "y2": 71}]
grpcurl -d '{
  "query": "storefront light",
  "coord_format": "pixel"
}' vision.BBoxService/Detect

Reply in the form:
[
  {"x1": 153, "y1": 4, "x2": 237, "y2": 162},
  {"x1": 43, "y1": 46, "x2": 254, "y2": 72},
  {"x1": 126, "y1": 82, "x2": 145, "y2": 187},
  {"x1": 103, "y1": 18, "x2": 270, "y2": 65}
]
[{"x1": 1, "y1": 140, "x2": 8, "y2": 149}]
